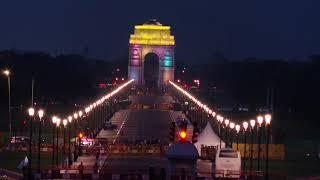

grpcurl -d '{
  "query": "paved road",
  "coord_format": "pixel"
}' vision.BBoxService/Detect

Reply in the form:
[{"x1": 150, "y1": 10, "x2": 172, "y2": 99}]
[
  {"x1": 130, "y1": 95, "x2": 174, "y2": 105},
  {"x1": 97, "y1": 109, "x2": 131, "y2": 143},
  {"x1": 98, "y1": 95, "x2": 177, "y2": 176},
  {"x1": 98, "y1": 95, "x2": 176, "y2": 144},
  {"x1": 102, "y1": 155, "x2": 167, "y2": 174},
  {"x1": 117, "y1": 109, "x2": 171, "y2": 143}
]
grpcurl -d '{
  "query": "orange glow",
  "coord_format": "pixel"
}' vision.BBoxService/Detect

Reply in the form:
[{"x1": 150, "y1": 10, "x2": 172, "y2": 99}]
[
  {"x1": 179, "y1": 131, "x2": 187, "y2": 139},
  {"x1": 78, "y1": 132, "x2": 84, "y2": 139}
]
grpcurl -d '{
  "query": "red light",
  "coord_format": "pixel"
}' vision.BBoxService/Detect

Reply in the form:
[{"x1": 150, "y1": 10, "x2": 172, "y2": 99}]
[
  {"x1": 78, "y1": 133, "x2": 84, "y2": 139},
  {"x1": 99, "y1": 83, "x2": 106, "y2": 88},
  {"x1": 179, "y1": 131, "x2": 187, "y2": 140}
]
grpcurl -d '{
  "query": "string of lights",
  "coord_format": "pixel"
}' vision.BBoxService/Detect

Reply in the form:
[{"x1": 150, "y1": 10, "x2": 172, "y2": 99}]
[
  {"x1": 169, "y1": 80, "x2": 272, "y2": 133},
  {"x1": 48, "y1": 79, "x2": 134, "y2": 130}
]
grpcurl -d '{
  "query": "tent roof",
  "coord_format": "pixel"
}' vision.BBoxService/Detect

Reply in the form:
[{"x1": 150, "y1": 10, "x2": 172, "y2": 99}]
[{"x1": 194, "y1": 122, "x2": 225, "y2": 151}]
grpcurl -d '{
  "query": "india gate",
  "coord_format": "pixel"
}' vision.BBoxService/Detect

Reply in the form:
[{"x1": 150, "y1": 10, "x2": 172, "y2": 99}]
[{"x1": 128, "y1": 20, "x2": 175, "y2": 87}]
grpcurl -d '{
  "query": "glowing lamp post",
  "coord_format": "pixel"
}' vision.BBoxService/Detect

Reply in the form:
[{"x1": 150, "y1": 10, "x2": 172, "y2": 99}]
[
  {"x1": 249, "y1": 119, "x2": 256, "y2": 174},
  {"x1": 37, "y1": 109, "x2": 44, "y2": 173},
  {"x1": 68, "y1": 116, "x2": 73, "y2": 166},
  {"x1": 73, "y1": 113, "x2": 78, "y2": 137},
  {"x1": 74, "y1": 113, "x2": 78, "y2": 132},
  {"x1": 85, "y1": 107, "x2": 90, "y2": 137},
  {"x1": 3, "y1": 69, "x2": 10, "y2": 76},
  {"x1": 224, "y1": 119, "x2": 230, "y2": 148},
  {"x1": 235, "y1": 124, "x2": 241, "y2": 150},
  {"x1": 78, "y1": 111, "x2": 83, "y2": 118},
  {"x1": 217, "y1": 115, "x2": 224, "y2": 148},
  {"x1": 229, "y1": 122, "x2": 235, "y2": 148},
  {"x1": 62, "y1": 119, "x2": 68, "y2": 161},
  {"x1": 257, "y1": 115, "x2": 264, "y2": 171},
  {"x1": 62, "y1": 119, "x2": 68, "y2": 167},
  {"x1": 2, "y1": 69, "x2": 11, "y2": 139},
  {"x1": 28, "y1": 107, "x2": 35, "y2": 178},
  {"x1": 211, "y1": 111, "x2": 216, "y2": 118},
  {"x1": 73, "y1": 113, "x2": 80, "y2": 160},
  {"x1": 51, "y1": 116, "x2": 57, "y2": 166},
  {"x1": 243, "y1": 121, "x2": 249, "y2": 172},
  {"x1": 73, "y1": 113, "x2": 78, "y2": 120},
  {"x1": 265, "y1": 114, "x2": 272, "y2": 180},
  {"x1": 55, "y1": 118, "x2": 61, "y2": 166}
]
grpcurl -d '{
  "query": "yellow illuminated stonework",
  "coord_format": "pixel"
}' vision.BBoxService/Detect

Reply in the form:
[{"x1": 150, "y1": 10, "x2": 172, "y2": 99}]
[
  {"x1": 128, "y1": 20, "x2": 175, "y2": 86},
  {"x1": 129, "y1": 21, "x2": 175, "y2": 45}
]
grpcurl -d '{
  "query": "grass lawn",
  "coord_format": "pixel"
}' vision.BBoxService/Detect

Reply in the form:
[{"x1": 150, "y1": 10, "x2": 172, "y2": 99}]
[
  {"x1": 0, "y1": 146, "x2": 319, "y2": 179},
  {"x1": 244, "y1": 159, "x2": 320, "y2": 179}
]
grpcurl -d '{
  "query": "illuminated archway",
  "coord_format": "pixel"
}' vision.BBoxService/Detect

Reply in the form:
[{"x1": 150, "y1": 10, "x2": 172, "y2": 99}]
[
  {"x1": 144, "y1": 52, "x2": 159, "y2": 88},
  {"x1": 128, "y1": 20, "x2": 175, "y2": 87}
]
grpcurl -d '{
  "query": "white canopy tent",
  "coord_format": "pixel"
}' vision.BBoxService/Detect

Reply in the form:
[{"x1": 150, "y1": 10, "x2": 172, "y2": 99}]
[{"x1": 194, "y1": 122, "x2": 225, "y2": 154}]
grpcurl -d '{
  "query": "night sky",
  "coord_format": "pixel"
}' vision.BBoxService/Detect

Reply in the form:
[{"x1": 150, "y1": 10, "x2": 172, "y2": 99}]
[{"x1": 0, "y1": 0, "x2": 319, "y2": 61}]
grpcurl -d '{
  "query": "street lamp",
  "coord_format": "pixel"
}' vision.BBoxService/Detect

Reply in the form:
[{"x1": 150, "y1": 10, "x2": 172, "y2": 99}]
[
  {"x1": 249, "y1": 119, "x2": 256, "y2": 175},
  {"x1": 28, "y1": 107, "x2": 35, "y2": 178},
  {"x1": 257, "y1": 115, "x2": 264, "y2": 171},
  {"x1": 235, "y1": 124, "x2": 240, "y2": 150},
  {"x1": 229, "y1": 122, "x2": 235, "y2": 148},
  {"x1": 264, "y1": 114, "x2": 272, "y2": 180},
  {"x1": 243, "y1": 121, "x2": 249, "y2": 172},
  {"x1": 217, "y1": 115, "x2": 224, "y2": 148},
  {"x1": 85, "y1": 107, "x2": 90, "y2": 137},
  {"x1": 78, "y1": 111, "x2": 84, "y2": 131},
  {"x1": 55, "y1": 118, "x2": 61, "y2": 166},
  {"x1": 51, "y1": 116, "x2": 57, "y2": 166},
  {"x1": 224, "y1": 119, "x2": 230, "y2": 148},
  {"x1": 37, "y1": 109, "x2": 44, "y2": 173},
  {"x1": 2, "y1": 69, "x2": 11, "y2": 139},
  {"x1": 3, "y1": 69, "x2": 10, "y2": 76},
  {"x1": 62, "y1": 119, "x2": 68, "y2": 158},
  {"x1": 73, "y1": 113, "x2": 78, "y2": 162},
  {"x1": 68, "y1": 116, "x2": 72, "y2": 166},
  {"x1": 62, "y1": 119, "x2": 68, "y2": 155},
  {"x1": 73, "y1": 113, "x2": 78, "y2": 120},
  {"x1": 211, "y1": 111, "x2": 216, "y2": 118}
]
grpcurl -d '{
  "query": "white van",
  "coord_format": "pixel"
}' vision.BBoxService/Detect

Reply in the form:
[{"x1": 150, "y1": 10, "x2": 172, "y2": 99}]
[{"x1": 214, "y1": 148, "x2": 241, "y2": 179}]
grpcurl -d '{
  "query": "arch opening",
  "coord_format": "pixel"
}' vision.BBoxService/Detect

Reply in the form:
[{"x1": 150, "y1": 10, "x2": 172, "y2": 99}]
[{"x1": 144, "y1": 52, "x2": 159, "y2": 88}]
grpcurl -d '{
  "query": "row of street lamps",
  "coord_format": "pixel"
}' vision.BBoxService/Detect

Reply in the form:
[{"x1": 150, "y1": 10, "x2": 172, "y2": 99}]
[
  {"x1": 169, "y1": 80, "x2": 272, "y2": 179},
  {"x1": 24, "y1": 79, "x2": 134, "y2": 177}
]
